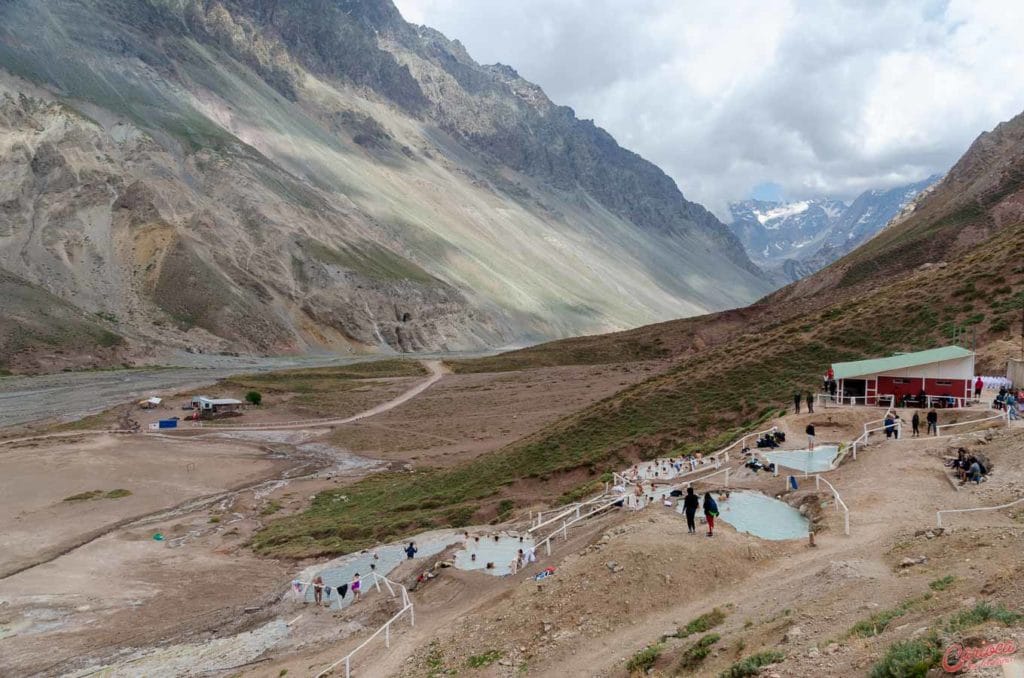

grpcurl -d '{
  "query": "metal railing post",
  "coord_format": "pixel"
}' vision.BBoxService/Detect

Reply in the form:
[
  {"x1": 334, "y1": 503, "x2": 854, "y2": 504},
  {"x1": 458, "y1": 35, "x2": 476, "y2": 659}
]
[
  {"x1": 725, "y1": 467, "x2": 730, "y2": 487},
  {"x1": 385, "y1": 623, "x2": 390, "y2": 648},
  {"x1": 937, "y1": 511, "x2": 943, "y2": 529},
  {"x1": 844, "y1": 511, "x2": 850, "y2": 536}
]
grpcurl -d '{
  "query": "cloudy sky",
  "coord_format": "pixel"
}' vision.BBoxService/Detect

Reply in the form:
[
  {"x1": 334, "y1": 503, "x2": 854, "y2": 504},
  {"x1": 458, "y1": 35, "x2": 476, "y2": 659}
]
[{"x1": 394, "y1": 0, "x2": 1024, "y2": 218}]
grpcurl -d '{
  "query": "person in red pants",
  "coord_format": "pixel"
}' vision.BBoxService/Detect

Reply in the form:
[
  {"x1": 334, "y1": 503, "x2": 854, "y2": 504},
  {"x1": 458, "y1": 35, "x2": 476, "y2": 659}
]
[{"x1": 703, "y1": 492, "x2": 719, "y2": 537}]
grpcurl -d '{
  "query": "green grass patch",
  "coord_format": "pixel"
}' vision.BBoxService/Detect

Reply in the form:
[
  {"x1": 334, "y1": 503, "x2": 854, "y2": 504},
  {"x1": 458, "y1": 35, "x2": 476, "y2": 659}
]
[
  {"x1": 869, "y1": 635, "x2": 942, "y2": 678},
  {"x1": 719, "y1": 650, "x2": 784, "y2": 678},
  {"x1": 945, "y1": 601, "x2": 1023, "y2": 633},
  {"x1": 676, "y1": 633, "x2": 720, "y2": 672},
  {"x1": 64, "y1": 490, "x2": 104, "y2": 502},
  {"x1": 848, "y1": 594, "x2": 931, "y2": 638},
  {"x1": 64, "y1": 489, "x2": 131, "y2": 501},
  {"x1": 674, "y1": 608, "x2": 728, "y2": 639},
  {"x1": 260, "y1": 500, "x2": 283, "y2": 516},
  {"x1": 466, "y1": 649, "x2": 503, "y2": 668},
  {"x1": 626, "y1": 643, "x2": 663, "y2": 674},
  {"x1": 928, "y1": 575, "x2": 956, "y2": 591}
]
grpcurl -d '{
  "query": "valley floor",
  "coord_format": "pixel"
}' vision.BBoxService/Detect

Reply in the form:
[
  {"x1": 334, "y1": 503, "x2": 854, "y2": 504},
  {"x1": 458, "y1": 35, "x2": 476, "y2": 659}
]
[{"x1": 0, "y1": 357, "x2": 1021, "y2": 677}]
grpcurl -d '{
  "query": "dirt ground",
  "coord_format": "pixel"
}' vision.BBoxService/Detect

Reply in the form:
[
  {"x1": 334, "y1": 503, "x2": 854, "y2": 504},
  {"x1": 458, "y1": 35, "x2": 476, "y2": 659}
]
[
  {"x1": 329, "y1": 362, "x2": 664, "y2": 466},
  {"x1": 3, "y1": 357, "x2": 1022, "y2": 677}
]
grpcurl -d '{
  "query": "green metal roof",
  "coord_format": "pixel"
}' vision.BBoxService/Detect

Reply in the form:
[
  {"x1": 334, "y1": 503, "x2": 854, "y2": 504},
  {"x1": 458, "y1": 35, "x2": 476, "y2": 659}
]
[{"x1": 832, "y1": 346, "x2": 974, "y2": 380}]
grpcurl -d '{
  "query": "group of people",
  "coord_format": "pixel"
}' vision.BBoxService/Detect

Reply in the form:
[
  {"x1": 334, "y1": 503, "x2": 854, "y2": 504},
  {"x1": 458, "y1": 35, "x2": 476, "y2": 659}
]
[
  {"x1": 303, "y1": 572, "x2": 363, "y2": 607},
  {"x1": 755, "y1": 429, "x2": 786, "y2": 449},
  {"x1": 946, "y1": 448, "x2": 989, "y2": 484},
  {"x1": 793, "y1": 390, "x2": 816, "y2": 414},
  {"x1": 625, "y1": 453, "x2": 712, "y2": 483},
  {"x1": 463, "y1": 532, "x2": 537, "y2": 575},
  {"x1": 993, "y1": 385, "x2": 1021, "y2": 420},
  {"x1": 680, "y1": 487, "x2": 721, "y2": 537},
  {"x1": 906, "y1": 408, "x2": 940, "y2": 437}
]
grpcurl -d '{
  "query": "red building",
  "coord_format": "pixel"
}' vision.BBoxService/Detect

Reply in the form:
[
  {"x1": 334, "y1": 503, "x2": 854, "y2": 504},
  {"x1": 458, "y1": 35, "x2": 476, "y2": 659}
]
[{"x1": 831, "y1": 346, "x2": 975, "y2": 407}]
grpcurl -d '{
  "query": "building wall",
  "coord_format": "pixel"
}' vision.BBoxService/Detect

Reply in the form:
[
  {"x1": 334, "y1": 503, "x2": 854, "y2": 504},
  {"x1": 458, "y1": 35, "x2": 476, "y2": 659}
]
[
  {"x1": 872, "y1": 356, "x2": 975, "y2": 381},
  {"x1": 1009, "y1": 359, "x2": 1024, "y2": 388}
]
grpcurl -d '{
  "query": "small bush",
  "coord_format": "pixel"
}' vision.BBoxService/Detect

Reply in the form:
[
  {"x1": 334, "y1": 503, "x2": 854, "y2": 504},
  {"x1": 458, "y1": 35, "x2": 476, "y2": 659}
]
[
  {"x1": 245, "y1": 390, "x2": 262, "y2": 406},
  {"x1": 626, "y1": 643, "x2": 663, "y2": 674},
  {"x1": 105, "y1": 489, "x2": 132, "y2": 499},
  {"x1": 64, "y1": 490, "x2": 103, "y2": 501},
  {"x1": 869, "y1": 636, "x2": 942, "y2": 678},
  {"x1": 929, "y1": 575, "x2": 956, "y2": 591},
  {"x1": 496, "y1": 499, "x2": 515, "y2": 519},
  {"x1": 466, "y1": 649, "x2": 502, "y2": 668},
  {"x1": 945, "y1": 601, "x2": 1023, "y2": 632},
  {"x1": 260, "y1": 500, "x2": 282, "y2": 516},
  {"x1": 677, "y1": 633, "x2": 720, "y2": 672},
  {"x1": 719, "y1": 650, "x2": 784, "y2": 678},
  {"x1": 675, "y1": 608, "x2": 727, "y2": 638}
]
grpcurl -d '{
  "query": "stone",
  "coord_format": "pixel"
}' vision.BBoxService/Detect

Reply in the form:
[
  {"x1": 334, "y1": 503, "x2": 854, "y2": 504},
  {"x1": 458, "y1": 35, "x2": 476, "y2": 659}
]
[
  {"x1": 807, "y1": 647, "x2": 821, "y2": 658},
  {"x1": 783, "y1": 626, "x2": 803, "y2": 643},
  {"x1": 925, "y1": 531, "x2": 935, "y2": 539},
  {"x1": 826, "y1": 643, "x2": 841, "y2": 655},
  {"x1": 606, "y1": 561, "x2": 618, "y2": 571}
]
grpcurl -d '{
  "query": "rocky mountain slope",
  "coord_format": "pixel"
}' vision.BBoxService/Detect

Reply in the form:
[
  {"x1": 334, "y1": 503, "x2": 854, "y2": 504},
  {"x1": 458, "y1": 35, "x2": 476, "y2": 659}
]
[
  {"x1": 729, "y1": 176, "x2": 938, "y2": 283},
  {"x1": 0, "y1": 0, "x2": 771, "y2": 373}
]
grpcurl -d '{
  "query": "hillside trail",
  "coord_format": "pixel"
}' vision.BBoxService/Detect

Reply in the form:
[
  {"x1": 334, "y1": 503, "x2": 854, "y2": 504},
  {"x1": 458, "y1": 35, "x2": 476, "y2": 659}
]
[
  {"x1": 512, "y1": 431, "x2": 1008, "y2": 677},
  {"x1": 163, "y1": 360, "x2": 450, "y2": 433},
  {"x1": 0, "y1": 360, "x2": 449, "y2": 447}
]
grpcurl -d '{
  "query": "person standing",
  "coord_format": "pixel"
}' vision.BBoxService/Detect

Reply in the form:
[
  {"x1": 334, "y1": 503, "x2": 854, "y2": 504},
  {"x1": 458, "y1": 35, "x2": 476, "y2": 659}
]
[
  {"x1": 884, "y1": 413, "x2": 895, "y2": 439},
  {"x1": 927, "y1": 408, "x2": 938, "y2": 436},
  {"x1": 975, "y1": 376, "x2": 984, "y2": 399},
  {"x1": 351, "y1": 573, "x2": 362, "y2": 602},
  {"x1": 805, "y1": 391, "x2": 814, "y2": 414},
  {"x1": 405, "y1": 541, "x2": 418, "y2": 559},
  {"x1": 683, "y1": 487, "x2": 700, "y2": 534},
  {"x1": 703, "y1": 492, "x2": 719, "y2": 537},
  {"x1": 911, "y1": 411, "x2": 920, "y2": 437},
  {"x1": 806, "y1": 423, "x2": 816, "y2": 450},
  {"x1": 793, "y1": 391, "x2": 802, "y2": 414},
  {"x1": 312, "y1": 575, "x2": 325, "y2": 606}
]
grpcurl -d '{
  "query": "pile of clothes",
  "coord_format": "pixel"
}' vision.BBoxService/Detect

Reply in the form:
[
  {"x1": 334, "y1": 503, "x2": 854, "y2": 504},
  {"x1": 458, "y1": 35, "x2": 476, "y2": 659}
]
[
  {"x1": 744, "y1": 457, "x2": 777, "y2": 474},
  {"x1": 756, "y1": 430, "x2": 785, "y2": 448}
]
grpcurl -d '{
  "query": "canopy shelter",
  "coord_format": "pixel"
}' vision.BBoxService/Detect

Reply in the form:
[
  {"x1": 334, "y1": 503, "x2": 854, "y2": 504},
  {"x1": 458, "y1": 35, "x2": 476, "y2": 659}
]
[{"x1": 831, "y1": 346, "x2": 975, "y2": 407}]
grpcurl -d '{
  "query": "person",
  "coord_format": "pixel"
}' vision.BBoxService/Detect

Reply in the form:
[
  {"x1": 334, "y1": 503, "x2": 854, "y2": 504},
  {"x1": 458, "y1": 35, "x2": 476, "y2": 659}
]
[
  {"x1": 805, "y1": 391, "x2": 814, "y2": 414},
  {"x1": 966, "y1": 459, "x2": 982, "y2": 484},
  {"x1": 682, "y1": 487, "x2": 700, "y2": 534},
  {"x1": 471, "y1": 553, "x2": 477, "y2": 562},
  {"x1": 405, "y1": 541, "x2": 418, "y2": 559},
  {"x1": 894, "y1": 414, "x2": 902, "y2": 439},
  {"x1": 351, "y1": 573, "x2": 362, "y2": 602},
  {"x1": 312, "y1": 575, "x2": 324, "y2": 606},
  {"x1": 911, "y1": 411, "x2": 920, "y2": 437},
  {"x1": 927, "y1": 408, "x2": 938, "y2": 436},
  {"x1": 975, "y1": 376, "x2": 984, "y2": 399},
  {"x1": 806, "y1": 423, "x2": 816, "y2": 450},
  {"x1": 703, "y1": 492, "x2": 719, "y2": 537},
  {"x1": 1007, "y1": 393, "x2": 1020, "y2": 420},
  {"x1": 516, "y1": 548, "x2": 525, "y2": 570},
  {"x1": 793, "y1": 391, "x2": 802, "y2": 414},
  {"x1": 884, "y1": 413, "x2": 895, "y2": 439},
  {"x1": 525, "y1": 545, "x2": 537, "y2": 563}
]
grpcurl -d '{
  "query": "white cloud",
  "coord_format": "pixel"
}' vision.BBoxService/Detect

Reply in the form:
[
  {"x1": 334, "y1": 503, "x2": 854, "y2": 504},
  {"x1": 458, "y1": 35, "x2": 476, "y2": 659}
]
[{"x1": 394, "y1": 0, "x2": 1024, "y2": 218}]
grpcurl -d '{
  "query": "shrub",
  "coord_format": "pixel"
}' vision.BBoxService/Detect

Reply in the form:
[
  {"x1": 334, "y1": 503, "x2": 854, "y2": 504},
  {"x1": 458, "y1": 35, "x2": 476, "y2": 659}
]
[
  {"x1": 626, "y1": 643, "x2": 663, "y2": 674},
  {"x1": 869, "y1": 636, "x2": 942, "y2": 678},
  {"x1": 675, "y1": 608, "x2": 727, "y2": 638},
  {"x1": 719, "y1": 650, "x2": 785, "y2": 678},
  {"x1": 929, "y1": 575, "x2": 956, "y2": 591},
  {"x1": 105, "y1": 488, "x2": 132, "y2": 499},
  {"x1": 946, "y1": 601, "x2": 1023, "y2": 632},
  {"x1": 466, "y1": 650, "x2": 502, "y2": 668},
  {"x1": 677, "y1": 633, "x2": 720, "y2": 672},
  {"x1": 497, "y1": 499, "x2": 515, "y2": 519},
  {"x1": 245, "y1": 390, "x2": 262, "y2": 406}
]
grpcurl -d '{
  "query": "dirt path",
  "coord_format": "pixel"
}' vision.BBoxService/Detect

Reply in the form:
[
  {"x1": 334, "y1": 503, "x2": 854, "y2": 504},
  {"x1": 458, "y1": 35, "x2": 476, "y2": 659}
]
[{"x1": 159, "y1": 360, "x2": 449, "y2": 433}]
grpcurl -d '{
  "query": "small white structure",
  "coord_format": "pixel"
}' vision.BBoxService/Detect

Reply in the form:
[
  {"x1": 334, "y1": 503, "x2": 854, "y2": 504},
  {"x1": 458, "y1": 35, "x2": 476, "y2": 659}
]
[{"x1": 193, "y1": 396, "x2": 243, "y2": 414}]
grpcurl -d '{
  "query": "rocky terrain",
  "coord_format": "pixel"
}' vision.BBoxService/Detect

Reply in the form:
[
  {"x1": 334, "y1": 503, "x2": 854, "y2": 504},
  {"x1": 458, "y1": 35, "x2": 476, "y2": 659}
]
[
  {"x1": 0, "y1": 0, "x2": 772, "y2": 373},
  {"x1": 729, "y1": 175, "x2": 938, "y2": 283}
]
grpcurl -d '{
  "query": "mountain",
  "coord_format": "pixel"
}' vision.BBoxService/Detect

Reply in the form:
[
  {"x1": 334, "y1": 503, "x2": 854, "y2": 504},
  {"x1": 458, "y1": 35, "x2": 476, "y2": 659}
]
[
  {"x1": 0, "y1": 0, "x2": 771, "y2": 373},
  {"x1": 728, "y1": 176, "x2": 939, "y2": 282}
]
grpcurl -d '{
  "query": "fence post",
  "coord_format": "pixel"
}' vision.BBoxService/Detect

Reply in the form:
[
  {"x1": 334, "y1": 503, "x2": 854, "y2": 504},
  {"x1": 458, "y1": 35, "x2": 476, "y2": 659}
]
[
  {"x1": 345, "y1": 657, "x2": 351, "y2": 678},
  {"x1": 385, "y1": 622, "x2": 390, "y2": 648},
  {"x1": 844, "y1": 510, "x2": 850, "y2": 536},
  {"x1": 815, "y1": 475, "x2": 820, "y2": 491},
  {"x1": 936, "y1": 511, "x2": 943, "y2": 529},
  {"x1": 545, "y1": 539, "x2": 551, "y2": 556},
  {"x1": 575, "y1": 506, "x2": 581, "y2": 519},
  {"x1": 725, "y1": 467, "x2": 730, "y2": 487}
]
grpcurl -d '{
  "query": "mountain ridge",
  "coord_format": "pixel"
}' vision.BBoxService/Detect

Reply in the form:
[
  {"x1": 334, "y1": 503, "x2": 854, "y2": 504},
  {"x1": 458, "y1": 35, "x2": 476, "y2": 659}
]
[{"x1": 0, "y1": 0, "x2": 771, "y2": 373}]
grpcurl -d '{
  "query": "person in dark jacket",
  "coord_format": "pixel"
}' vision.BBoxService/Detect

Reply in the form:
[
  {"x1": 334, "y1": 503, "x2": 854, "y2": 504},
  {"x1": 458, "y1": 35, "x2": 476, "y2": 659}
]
[
  {"x1": 793, "y1": 392, "x2": 801, "y2": 414},
  {"x1": 405, "y1": 541, "x2": 418, "y2": 559},
  {"x1": 911, "y1": 411, "x2": 920, "y2": 437},
  {"x1": 805, "y1": 391, "x2": 814, "y2": 413},
  {"x1": 682, "y1": 487, "x2": 700, "y2": 534},
  {"x1": 927, "y1": 409, "x2": 938, "y2": 436},
  {"x1": 703, "y1": 492, "x2": 719, "y2": 537}
]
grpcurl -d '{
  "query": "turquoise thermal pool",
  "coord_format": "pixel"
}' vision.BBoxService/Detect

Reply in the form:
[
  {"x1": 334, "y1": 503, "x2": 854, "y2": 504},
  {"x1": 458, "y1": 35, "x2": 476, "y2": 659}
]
[
  {"x1": 453, "y1": 534, "x2": 537, "y2": 576},
  {"x1": 765, "y1": 445, "x2": 840, "y2": 473},
  {"x1": 677, "y1": 491, "x2": 809, "y2": 540}
]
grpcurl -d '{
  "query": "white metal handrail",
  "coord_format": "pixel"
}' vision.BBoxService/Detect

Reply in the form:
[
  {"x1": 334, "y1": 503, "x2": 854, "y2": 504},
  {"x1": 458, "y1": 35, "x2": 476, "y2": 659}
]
[
  {"x1": 313, "y1": 572, "x2": 414, "y2": 678},
  {"x1": 530, "y1": 491, "x2": 615, "y2": 533},
  {"x1": 936, "y1": 409, "x2": 1008, "y2": 435},
  {"x1": 534, "y1": 495, "x2": 623, "y2": 556},
  {"x1": 936, "y1": 496, "x2": 1024, "y2": 529},
  {"x1": 814, "y1": 475, "x2": 850, "y2": 535}
]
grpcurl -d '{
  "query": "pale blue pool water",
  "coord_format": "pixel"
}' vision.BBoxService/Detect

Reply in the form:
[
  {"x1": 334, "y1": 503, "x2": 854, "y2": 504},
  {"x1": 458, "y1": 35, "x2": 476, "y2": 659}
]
[
  {"x1": 685, "y1": 491, "x2": 808, "y2": 540},
  {"x1": 453, "y1": 534, "x2": 536, "y2": 576},
  {"x1": 308, "y1": 535, "x2": 456, "y2": 609},
  {"x1": 765, "y1": 445, "x2": 839, "y2": 473}
]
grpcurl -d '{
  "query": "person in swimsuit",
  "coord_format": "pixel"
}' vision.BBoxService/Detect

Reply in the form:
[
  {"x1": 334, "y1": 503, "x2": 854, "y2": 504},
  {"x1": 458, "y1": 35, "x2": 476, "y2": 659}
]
[
  {"x1": 312, "y1": 575, "x2": 324, "y2": 606},
  {"x1": 351, "y1": 573, "x2": 362, "y2": 602}
]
